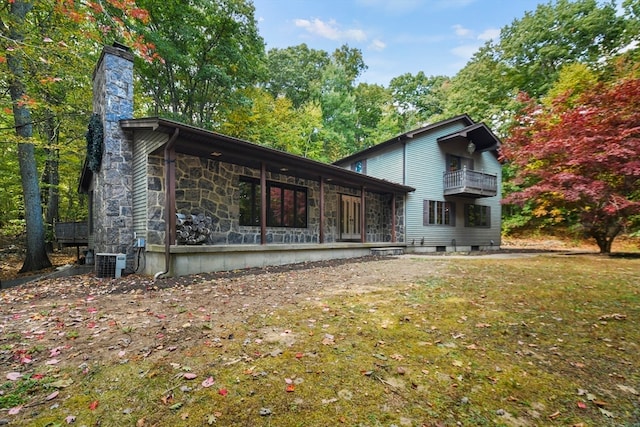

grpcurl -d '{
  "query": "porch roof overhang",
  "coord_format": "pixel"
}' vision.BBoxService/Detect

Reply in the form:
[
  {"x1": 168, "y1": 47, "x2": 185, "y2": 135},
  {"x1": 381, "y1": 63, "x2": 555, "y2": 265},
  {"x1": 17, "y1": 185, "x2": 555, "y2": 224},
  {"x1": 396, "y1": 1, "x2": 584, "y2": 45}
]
[
  {"x1": 120, "y1": 117, "x2": 415, "y2": 194},
  {"x1": 437, "y1": 122, "x2": 501, "y2": 153}
]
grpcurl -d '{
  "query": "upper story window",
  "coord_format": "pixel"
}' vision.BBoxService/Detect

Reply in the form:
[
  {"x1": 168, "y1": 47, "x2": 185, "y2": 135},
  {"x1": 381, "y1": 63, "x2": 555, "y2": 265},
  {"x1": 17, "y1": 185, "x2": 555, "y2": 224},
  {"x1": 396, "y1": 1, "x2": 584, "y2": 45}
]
[
  {"x1": 239, "y1": 177, "x2": 308, "y2": 228},
  {"x1": 423, "y1": 200, "x2": 455, "y2": 226},
  {"x1": 447, "y1": 154, "x2": 473, "y2": 171},
  {"x1": 465, "y1": 204, "x2": 490, "y2": 227},
  {"x1": 352, "y1": 159, "x2": 366, "y2": 174}
]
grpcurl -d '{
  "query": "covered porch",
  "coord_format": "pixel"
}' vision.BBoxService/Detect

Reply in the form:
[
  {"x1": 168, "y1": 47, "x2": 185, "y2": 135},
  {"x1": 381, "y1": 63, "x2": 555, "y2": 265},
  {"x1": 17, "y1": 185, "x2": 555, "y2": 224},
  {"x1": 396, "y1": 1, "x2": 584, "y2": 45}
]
[{"x1": 122, "y1": 118, "x2": 414, "y2": 277}]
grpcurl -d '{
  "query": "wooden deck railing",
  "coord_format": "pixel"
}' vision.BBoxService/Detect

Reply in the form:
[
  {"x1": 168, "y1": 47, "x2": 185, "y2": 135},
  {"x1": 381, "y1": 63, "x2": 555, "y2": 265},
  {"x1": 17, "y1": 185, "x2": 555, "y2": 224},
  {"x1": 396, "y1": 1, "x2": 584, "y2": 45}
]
[{"x1": 443, "y1": 168, "x2": 497, "y2": 197}]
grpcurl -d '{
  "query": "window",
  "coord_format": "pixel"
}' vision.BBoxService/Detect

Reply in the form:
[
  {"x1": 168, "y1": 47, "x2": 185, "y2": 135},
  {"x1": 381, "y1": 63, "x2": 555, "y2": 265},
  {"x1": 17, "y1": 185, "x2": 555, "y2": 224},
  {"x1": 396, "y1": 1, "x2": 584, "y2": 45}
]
[
  {"x1": 239, "y1": 177, "x2": 307, "y2": 228},
  {"x1": 239, "y1": 178, "x2": 261, "y2": 226},
  {"x1": 423, "y1": 200, "x2": 455, "y2": 226},
  {"x1": 465, "y1": 204, "x2": 490, "y2": 227},
  {"x1": 351, "y1": 159, "x2": 366, "y2": 173},
  {"x1": 447, "y1": 154, "x2": 473, "y2": 171}
]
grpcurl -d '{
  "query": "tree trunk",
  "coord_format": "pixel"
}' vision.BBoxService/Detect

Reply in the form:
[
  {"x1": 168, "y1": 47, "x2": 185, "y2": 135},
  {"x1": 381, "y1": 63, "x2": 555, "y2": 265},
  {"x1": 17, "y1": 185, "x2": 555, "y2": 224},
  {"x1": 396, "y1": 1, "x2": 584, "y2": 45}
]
[
  {"x1": 43, "y1": 114, "x2": 60, "y2": 252},
  {"x1": 7, "y1": 0, "x2": 52, "y2": 272},
  {"x1": 588, "y1": 221, "x2": 620, "y2": 254}
]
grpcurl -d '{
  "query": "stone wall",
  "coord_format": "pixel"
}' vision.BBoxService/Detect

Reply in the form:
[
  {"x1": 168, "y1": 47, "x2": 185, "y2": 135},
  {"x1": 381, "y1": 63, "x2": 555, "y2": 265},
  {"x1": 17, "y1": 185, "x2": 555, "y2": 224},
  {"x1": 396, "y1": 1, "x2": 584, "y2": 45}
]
[
  {"x1": 146, "y1": 152, "x2": 403, "y2": 245},
  {"x1": 90, "y1": 45, "x2": 135, "y2": 264}
]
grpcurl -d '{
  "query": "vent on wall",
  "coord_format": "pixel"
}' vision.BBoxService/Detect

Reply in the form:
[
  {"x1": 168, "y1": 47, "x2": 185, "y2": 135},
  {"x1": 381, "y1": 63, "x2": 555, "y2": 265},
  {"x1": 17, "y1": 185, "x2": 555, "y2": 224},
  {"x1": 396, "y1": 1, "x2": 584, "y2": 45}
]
[{"x1": 95, "y1": 253, "x2": 126, "y2": 278}]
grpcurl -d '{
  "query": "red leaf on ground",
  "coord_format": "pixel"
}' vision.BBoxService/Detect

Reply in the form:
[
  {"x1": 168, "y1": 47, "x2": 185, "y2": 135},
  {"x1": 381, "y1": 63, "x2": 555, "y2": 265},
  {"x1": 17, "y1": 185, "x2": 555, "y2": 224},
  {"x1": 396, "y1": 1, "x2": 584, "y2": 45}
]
[
  {"x1": 286, "y1": 384, "x2": 295, "y2": 392},
  {"x1": 218, "y1": 388, "x2": 228, "y2": 396},
  {"x1": 89, "y1": 400, "x2": 99, "y2": 410}
]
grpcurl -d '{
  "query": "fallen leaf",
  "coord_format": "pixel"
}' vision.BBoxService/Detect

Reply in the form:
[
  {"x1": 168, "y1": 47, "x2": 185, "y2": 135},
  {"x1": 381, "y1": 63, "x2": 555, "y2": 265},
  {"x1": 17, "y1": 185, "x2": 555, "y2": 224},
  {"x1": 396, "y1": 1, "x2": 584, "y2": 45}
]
[
  {"x1": 65, "y1": 415, "x2": 76, "y2": 424},
  {"x1": 46, "y1": 391, "x2": 59, "y2": 401},
  {"x1": 218, "y1": 388, "x2": 228, "y2": 396},
  {"x1": 548, "y1": 411, "x2": 561, "y2": 420},
  {"x1": 8, "y1": 406, "x2": 22, "y2": 415},
  {"x1": 89, "y1": 400, "x2": 99, "y2": 410},
  {"x1": 616, "y1": 384, "x2": 638, "y2": 395},
  {"x1": 169, "y1": 402, "x2": 183, "y2": 410},
  {"x1": 285, "y1": 384, "x2": 295, "y2": 392},
  {"x1": 452, "y1": 360, "x2": 463, "y2": 367},
  {"x1": 598, "y1": 313, "x2": 626, "y2": 321},
  {"x1": 183, "y1": 373, "x2": 197, "y2": 380},
  {"x1": 577, "y1": 401, "x2": 587, "y2": 409},
  {"x1": 50, "y1": 378, "x2": 74, "y2": 388},
  {"x1": 599, "y1": 408, "x2": 615, "y2": 418},
  {"x1": 6, "y1": 372, "x2": 22, "y2": 381},
  {"x1": 202, "y1": 376, "x2": 215, "y2": 388}
]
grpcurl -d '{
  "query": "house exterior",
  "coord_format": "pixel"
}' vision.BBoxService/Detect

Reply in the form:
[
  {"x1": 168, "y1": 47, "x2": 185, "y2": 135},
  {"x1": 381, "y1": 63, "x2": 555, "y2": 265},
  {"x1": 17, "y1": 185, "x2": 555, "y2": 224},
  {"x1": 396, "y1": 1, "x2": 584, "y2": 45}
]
[
  {"x1": 79, "y1": 44, "x2": 501, "y2": 278},
  {"x1": 80, "y1": 44, "x2": 414, "y2": 278},
  {"x1": 334, "y1": 116, "x2": 502, "y2": 253}
]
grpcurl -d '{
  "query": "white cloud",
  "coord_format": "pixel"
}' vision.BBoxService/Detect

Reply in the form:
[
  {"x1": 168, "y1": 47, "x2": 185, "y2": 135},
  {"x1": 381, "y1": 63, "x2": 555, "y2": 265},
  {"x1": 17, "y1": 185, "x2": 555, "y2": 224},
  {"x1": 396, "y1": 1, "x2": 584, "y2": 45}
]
[
  {"x1": 451, "y1": 44, "x2": 479, "y2": 59},
  {"x1": 294, "y1": 18, "x2": 368, "y2": 42},
  {"x1": 453, "y1": 24, "x2": 472, "y2": 37},
  {"x1": 478, "y1": 28, "x2": 500, "y2": 41},
  {"x1": 369, "y1": 39, "x2": 386, "y2": 51}
]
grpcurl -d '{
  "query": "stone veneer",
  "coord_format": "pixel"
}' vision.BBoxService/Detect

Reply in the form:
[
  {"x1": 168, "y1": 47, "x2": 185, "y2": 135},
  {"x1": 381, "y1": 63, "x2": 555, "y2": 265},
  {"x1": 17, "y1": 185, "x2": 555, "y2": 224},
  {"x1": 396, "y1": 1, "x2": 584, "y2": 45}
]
[
  {"x1": 146, "y1": 152, "x2": 404, "y2": 245},
  {"x1": 89, "y1": 45, "x2": 135, "y2": 266}
]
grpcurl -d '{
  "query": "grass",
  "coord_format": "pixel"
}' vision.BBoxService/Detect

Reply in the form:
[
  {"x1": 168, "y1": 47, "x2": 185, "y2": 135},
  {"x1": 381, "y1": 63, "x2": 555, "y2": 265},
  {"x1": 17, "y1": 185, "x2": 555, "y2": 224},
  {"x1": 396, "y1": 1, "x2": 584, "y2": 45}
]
[{"x1": 5, "y1": 254, "x2": 640, "y2": 426}]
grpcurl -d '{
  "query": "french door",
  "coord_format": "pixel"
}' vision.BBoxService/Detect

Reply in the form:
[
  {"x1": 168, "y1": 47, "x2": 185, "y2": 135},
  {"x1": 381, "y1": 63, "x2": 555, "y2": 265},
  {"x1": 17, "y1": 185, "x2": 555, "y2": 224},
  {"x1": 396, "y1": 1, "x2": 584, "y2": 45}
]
[{"x1": 340, "y1": 194, "x2": 361, "y2": 241}]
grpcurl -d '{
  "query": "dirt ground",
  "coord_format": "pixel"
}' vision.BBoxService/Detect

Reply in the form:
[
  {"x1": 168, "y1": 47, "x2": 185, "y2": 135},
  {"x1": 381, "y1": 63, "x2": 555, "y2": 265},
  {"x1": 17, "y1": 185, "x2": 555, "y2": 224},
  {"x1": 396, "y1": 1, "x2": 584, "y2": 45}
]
[{"x1": 0, "y1": 236, "x2": 629, "y2": 380}]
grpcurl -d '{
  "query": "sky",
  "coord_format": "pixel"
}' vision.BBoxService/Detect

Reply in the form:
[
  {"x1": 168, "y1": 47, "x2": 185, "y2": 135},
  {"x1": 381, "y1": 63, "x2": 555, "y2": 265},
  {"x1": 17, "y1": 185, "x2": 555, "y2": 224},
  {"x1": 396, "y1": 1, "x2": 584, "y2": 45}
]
[{"x1": 251, "y1": 0, "x2": 546, "y2": 86}]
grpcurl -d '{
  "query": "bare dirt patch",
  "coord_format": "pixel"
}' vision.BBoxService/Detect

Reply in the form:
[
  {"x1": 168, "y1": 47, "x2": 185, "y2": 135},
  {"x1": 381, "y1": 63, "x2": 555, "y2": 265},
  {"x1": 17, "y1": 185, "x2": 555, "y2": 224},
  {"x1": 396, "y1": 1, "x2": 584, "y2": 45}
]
[{"x1": 0, "y1": 256, "x2": 448, "y2": 375}]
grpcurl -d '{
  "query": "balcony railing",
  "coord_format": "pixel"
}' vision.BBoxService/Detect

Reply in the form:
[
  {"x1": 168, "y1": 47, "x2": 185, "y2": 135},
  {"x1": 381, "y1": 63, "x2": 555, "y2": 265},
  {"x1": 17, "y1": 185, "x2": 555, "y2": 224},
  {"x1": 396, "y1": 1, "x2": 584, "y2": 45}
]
[{"x1": 443, "y1": 167, "x2": 498, "y2": 198}]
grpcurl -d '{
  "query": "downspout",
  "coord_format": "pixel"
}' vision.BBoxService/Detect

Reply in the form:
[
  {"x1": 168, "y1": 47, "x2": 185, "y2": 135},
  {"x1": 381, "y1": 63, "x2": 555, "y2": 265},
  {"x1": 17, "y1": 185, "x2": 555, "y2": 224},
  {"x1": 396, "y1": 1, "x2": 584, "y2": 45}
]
[{"x1": 154, "y1": 128, "x2": 180, "y2": 280}]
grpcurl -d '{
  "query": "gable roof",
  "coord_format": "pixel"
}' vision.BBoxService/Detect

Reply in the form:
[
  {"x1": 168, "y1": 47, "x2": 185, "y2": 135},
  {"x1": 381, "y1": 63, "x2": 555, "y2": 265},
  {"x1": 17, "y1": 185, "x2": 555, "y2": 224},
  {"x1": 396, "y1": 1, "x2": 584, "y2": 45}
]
[
  {"x1": 118, "y1": 117, "x2": 415, "y2": 194},
  {"x1": 335, "y1": 114, "x2": 501, "y2": 165}
]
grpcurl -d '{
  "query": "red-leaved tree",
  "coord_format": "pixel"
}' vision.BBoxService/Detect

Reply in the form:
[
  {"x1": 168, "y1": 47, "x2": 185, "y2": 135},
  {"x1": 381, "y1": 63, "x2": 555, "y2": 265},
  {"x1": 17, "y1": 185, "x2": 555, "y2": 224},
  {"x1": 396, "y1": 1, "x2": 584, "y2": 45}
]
[{"x1": 501, "y1": 78, "x2": 640, "y2": 253}]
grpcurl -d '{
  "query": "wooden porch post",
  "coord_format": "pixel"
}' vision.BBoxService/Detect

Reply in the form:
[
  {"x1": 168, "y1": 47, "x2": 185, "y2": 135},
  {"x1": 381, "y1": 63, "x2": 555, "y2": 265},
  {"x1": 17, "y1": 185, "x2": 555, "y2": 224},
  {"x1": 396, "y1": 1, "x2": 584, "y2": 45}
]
[
  {"x1": 260, "y1": 162, "x2": 267, "y2": 244},
  {"x1": 167, "y1": 146, "x2": 177, "y2": 245},
  {"x1": 319, "y1": 177, "x2": 325, "y2": 244},
  {"x1": 391, "y1": 193, "x2": 396, "y2": 243},
  {"x1": 360, "y1": 187, "x2": 366, "y2": 243}
]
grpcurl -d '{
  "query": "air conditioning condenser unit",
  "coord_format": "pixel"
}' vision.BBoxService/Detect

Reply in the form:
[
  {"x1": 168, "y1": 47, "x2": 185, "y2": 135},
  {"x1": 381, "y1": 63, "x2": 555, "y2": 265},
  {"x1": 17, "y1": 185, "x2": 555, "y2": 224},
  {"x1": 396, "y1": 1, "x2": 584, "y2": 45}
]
[{"x1": 95, "y1": 253, "x2": 126, "y2": 278}]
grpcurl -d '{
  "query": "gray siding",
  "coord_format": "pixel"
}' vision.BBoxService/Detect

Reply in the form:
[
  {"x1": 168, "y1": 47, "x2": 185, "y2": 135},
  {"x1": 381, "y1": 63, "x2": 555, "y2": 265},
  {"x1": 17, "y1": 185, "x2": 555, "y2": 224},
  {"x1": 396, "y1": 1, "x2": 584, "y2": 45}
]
[
  {"x1": 339, "y1": 119, "x2": 503, "y2": 249},
  {"x1": 365, "y1": 146, "x2": 404, "y2": 184},
  {"x1": 405, "y1": 123, "x2": 467, "y2": 245},
  {"x1": 132, "y1": 130, "x2": 168, "y2": 241},
  {"x1": 404, "y1": 122, "x2": 502, "y2": 248}
]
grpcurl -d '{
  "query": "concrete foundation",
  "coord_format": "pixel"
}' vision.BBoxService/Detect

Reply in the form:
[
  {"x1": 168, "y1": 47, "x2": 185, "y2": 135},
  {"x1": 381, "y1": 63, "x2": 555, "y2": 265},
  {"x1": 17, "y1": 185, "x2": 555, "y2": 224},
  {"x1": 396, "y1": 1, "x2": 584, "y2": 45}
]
[{"x1": 144, "y1": 242, "x2": 404, "y2": 277}]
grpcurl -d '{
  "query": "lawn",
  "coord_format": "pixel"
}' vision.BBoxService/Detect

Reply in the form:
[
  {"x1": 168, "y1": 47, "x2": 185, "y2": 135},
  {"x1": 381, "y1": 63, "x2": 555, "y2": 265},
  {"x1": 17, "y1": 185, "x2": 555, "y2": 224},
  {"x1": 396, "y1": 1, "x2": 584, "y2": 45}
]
[{"x1": 1, "y1": 253, "x2": 639, "y2": 426}]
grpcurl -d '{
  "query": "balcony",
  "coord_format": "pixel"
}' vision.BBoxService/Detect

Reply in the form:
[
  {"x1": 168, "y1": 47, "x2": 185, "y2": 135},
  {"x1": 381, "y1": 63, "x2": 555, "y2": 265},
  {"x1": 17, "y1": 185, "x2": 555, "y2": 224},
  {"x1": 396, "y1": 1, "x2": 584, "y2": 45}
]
[{"x1": 443, "y1": 168, "x2": 498, "y2": 198}]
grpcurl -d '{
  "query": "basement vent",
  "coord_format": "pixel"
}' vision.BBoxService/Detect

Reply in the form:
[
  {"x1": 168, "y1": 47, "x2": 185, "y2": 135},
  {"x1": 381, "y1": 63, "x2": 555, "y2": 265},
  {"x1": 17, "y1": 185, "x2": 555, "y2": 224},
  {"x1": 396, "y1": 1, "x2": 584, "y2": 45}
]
[{"x1": 95, "y1": 253, "x2": 126, "y2": 278}]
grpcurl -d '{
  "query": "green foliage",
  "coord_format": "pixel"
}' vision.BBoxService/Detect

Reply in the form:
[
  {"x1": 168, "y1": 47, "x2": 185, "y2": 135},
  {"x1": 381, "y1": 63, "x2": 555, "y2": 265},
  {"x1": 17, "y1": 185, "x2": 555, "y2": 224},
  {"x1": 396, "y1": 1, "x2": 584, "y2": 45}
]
[
  {"x1": 499, "y1": 0, "x2": 625, "y2": 97},
  {"x1": 389, "y1": 72, "x2": 449, "y2": 131},
  {"x1": 134, "y1": 0, "x2": 265, "y2": 128}
]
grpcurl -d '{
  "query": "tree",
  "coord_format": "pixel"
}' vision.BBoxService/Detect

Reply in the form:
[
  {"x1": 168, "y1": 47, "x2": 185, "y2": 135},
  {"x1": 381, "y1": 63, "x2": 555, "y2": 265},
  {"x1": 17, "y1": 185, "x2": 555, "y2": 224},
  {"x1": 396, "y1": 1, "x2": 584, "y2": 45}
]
[
  {"x1": 3, "y1": 0, "x2": 51, "y2": 272},
  {"x1": 264, "y1": 44, "x2": 330, "y2": 109},
  {"x1": 442, "y1": 44, "x2": 517, "y2": 134},
  {"x1": 499, "y1": 0, "x2": 626, "y2": 97},
  {"x1": 389, "y1": 72, "x2": 448, "y2": 131},
  {"x1": 134, "y1": 0, "x2": 265, "y2": 128},
  {"x1": 354, "y1": 83, "x2": 397, "y2": 149},
  {"x1": 1, "y1": 0, "x2": 154, "y2": 272},
  {"x1": 501, "y1": 78, "x2": 640, "y2": 253}
]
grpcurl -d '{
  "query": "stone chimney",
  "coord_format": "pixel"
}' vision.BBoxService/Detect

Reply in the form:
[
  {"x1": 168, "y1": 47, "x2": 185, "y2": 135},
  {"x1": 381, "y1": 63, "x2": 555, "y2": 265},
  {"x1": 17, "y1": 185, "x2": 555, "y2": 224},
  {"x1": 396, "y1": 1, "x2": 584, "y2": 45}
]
[{"x1": 90, "y1": 43, "x2": 135, "y2": 263}]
